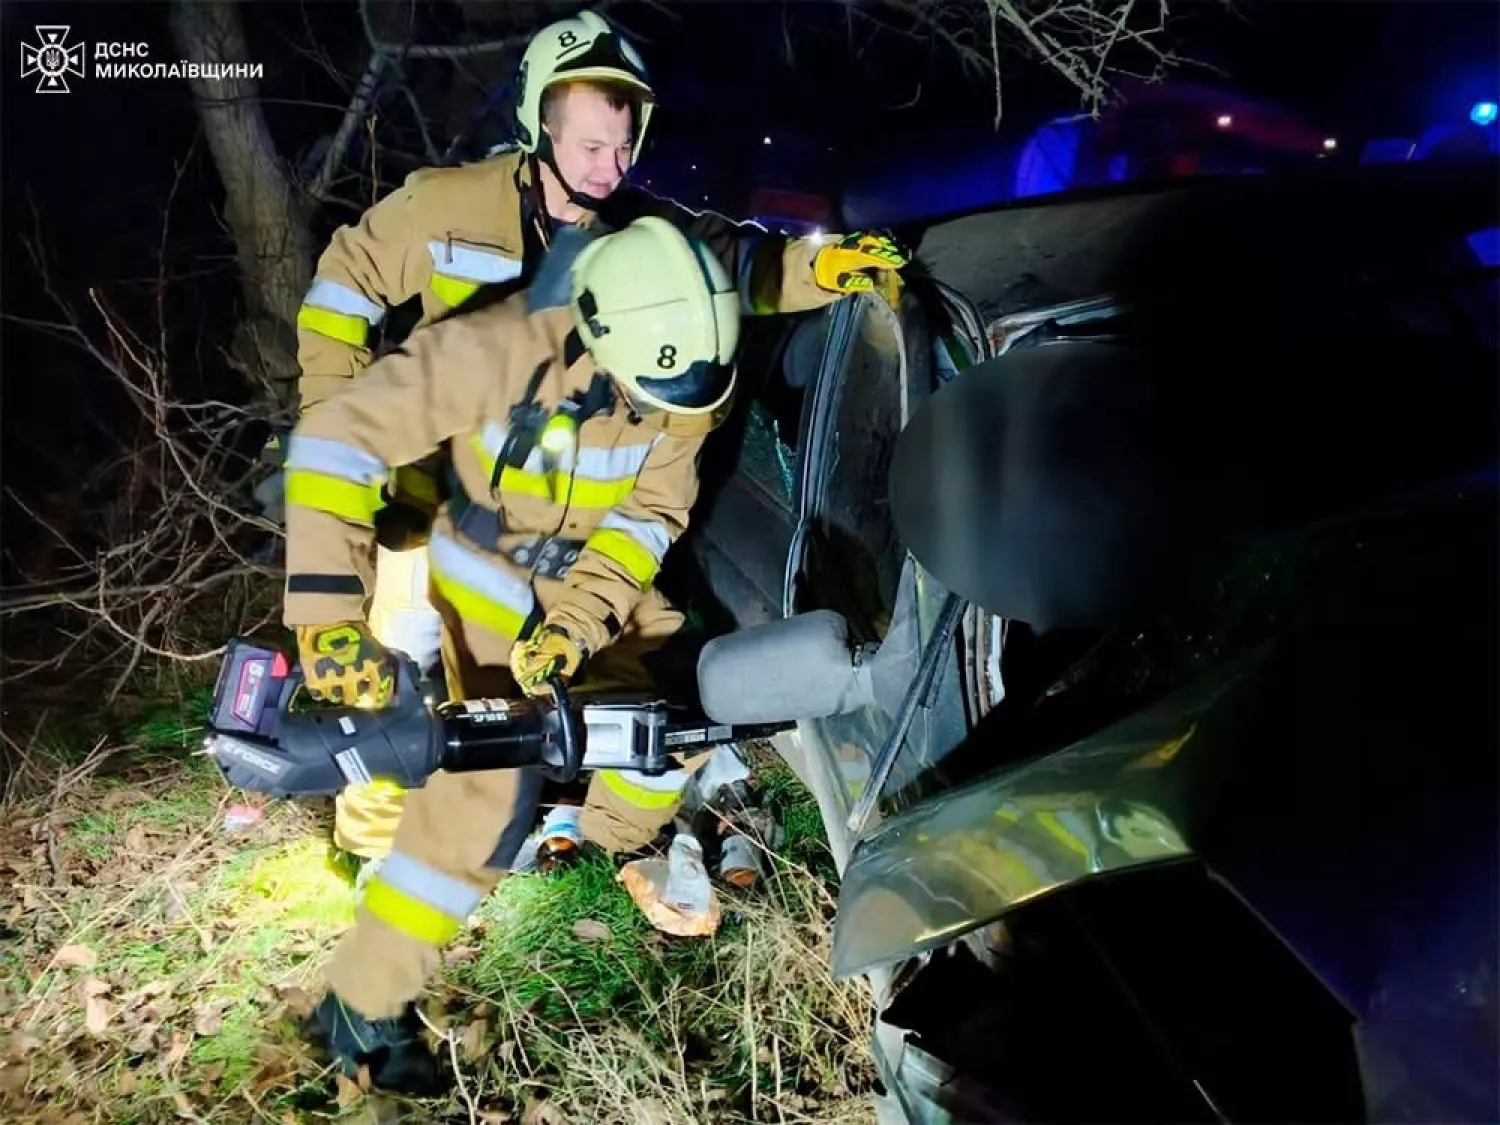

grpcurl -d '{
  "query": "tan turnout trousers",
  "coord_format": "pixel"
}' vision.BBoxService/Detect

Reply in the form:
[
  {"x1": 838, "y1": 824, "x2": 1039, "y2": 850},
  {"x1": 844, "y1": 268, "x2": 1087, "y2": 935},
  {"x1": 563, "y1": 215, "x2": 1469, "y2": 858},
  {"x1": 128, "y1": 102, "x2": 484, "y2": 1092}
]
[{"x1": 325, "y1": 579, "x2": 707, "y2": 1019}]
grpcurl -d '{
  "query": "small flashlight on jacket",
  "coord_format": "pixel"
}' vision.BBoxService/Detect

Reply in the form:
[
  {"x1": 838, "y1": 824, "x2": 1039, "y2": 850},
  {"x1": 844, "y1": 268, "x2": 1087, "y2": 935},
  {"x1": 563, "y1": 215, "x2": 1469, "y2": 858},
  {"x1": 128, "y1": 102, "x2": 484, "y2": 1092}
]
[{"x1": 540, "y1": 412, "x2": 579, "y2": 503}]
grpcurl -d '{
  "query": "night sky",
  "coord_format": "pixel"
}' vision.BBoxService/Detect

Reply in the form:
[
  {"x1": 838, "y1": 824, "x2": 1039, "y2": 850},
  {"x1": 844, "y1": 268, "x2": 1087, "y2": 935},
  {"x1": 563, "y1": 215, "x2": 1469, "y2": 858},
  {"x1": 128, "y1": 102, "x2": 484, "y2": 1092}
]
[{"x1": 2, "y1": 0, "x2": 1497, "y2": 548}]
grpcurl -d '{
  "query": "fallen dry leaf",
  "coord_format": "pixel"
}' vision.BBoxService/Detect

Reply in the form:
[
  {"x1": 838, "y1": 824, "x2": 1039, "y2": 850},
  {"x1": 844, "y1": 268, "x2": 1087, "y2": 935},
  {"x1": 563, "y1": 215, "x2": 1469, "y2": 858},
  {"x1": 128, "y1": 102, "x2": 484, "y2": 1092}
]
[
  {"x1": 570, "y1": 919, "x2": 612, "y2": 943},
  {"x1": 127, "y1": 1025, "x2": 158, "y2": 1054},
  {"x1": 0, "y1": 1062, "x2": 31, "y2": 1100},
  {"x1": 201, "y1": 1058, "x2": 227, "y2": 1087},
  {"x1": 522, "y1": 1099, "x2": 569, "y2": 1125},
  {"x1": 194, "y1": 1004, "x2": 223, "y2": 1037},
  {"x1": 84, "y1": 993, "x2": 110, "y2": 1037},
  {"x1": 173, "y1": 1090, "x2": 195, "y2": 1118},
  {"x1": 336, "y1": 1071, "x2": 365, "y2": 1108},
  {"x1": 276, "y1": 985, "x2": 317, "y2": 1018},
  {"x1": 357, "y1": 1063, "x2": 373, "y2": 1093},
  {"x1": 462, "y1": 1019, "x2": 489, "y2": 1062},
  {"x1": 124, "y1": 824, "x2": 150, "y2": 852},
  {"x1": 54, "y1": 944, "x2": 97, "y2": 970},
  {"x1": 444, "y1": 944, "x2": 480, "y2": 967},
  {"x1": 479, "y1": 1112, "x2": 513, "y2": 1124},
  {"x1": 81, "y1": 977, "x2": 110, "y2": 998},
  {"x1": 117, "y1": 1068, "x2": 139, "y2": 1096},
  {"x1": 163, "y1": 1030, "x2": 192, "y2": 1072},
  {"x1": 631, "y1": 1098, "x2": 672, "y2": 1125},
  {"x1": 6, "y1": 1032, "x2": 41, "y2": 1059}
]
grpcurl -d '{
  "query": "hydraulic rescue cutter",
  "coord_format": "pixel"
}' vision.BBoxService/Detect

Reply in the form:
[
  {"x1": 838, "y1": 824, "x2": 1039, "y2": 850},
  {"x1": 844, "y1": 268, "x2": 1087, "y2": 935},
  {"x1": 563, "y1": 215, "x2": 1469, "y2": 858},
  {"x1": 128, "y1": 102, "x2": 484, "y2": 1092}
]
[{"x1": 203, "y1": 638, "x2": 793, "y2": 798}]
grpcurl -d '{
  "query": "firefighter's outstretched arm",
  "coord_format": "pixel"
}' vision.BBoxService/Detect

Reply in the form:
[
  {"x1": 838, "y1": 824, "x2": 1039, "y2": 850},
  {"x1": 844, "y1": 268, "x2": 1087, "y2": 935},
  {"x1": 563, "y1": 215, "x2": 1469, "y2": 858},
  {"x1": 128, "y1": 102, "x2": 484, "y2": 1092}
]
[{"x1": 630, "y1": 196, "x2": 908, "y2": 315}]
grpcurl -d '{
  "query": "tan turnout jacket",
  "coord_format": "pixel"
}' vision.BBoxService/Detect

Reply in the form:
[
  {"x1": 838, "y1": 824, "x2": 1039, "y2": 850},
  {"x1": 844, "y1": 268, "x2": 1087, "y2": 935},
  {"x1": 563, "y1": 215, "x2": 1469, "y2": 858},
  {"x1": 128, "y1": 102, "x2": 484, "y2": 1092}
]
[
  {"x1": 283, "y1": 291, "x2": 703, "y2": 660},
  {"x1": 297, "y1": 149, "x2": 837, "y2": 414}
]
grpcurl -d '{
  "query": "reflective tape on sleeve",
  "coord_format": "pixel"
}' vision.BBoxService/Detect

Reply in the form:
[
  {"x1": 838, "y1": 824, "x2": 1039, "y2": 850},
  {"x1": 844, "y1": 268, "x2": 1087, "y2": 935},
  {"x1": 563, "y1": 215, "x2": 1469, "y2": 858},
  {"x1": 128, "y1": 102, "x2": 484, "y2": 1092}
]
[
  {"x1": 285, "y1": 471, "x2": 383, "y2": 526},
  {"x1": 285, "y1": 435, "x2": 388, "y2": 484},
  {"x1": 585, "y1": 511, "x2": 671, "y2": 586},
  {"x1": 303, "y1": 279, "x2": 386, "y2": 324},
  {"x1": 297, "y1": 305, "x2": 370, "y2": 347}
]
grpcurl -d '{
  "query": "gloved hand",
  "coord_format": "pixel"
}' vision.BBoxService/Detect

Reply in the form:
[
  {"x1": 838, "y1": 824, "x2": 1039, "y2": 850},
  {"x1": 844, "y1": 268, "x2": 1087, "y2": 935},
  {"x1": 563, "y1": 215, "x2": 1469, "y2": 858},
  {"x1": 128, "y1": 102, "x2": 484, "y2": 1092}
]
[
  {"x1": 294, "y1": 622, "x2": 397, "y2": 707},
  {"x1": 812, "y1": 232, "x2": 909, "y2": 309},
  {"x1": 374, "y1": 465, "x2": 440, "y2": 551},
  {"x1": 510, "y1": 624, "x2": 587, "y2": 697}
]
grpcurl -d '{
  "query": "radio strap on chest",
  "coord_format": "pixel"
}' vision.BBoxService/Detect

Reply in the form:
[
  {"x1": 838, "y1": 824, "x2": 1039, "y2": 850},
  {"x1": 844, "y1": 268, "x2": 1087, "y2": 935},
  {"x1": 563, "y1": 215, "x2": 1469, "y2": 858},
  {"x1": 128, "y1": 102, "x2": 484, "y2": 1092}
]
[{"x1": 493, "y1": 360, "x2": 552, "y2": 493}]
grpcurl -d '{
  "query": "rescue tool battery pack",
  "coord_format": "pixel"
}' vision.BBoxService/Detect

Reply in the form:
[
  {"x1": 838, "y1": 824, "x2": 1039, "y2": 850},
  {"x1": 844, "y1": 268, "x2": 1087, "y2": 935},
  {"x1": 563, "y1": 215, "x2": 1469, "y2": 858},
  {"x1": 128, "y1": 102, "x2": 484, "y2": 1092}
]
[{"x1": 204, "y1": 639, "x2": 791, "y2": 801}]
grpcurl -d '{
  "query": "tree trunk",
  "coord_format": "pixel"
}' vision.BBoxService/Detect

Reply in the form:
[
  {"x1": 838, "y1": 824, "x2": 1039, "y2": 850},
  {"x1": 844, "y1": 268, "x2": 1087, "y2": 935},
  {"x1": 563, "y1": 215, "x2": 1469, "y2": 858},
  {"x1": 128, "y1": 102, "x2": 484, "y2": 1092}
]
[{"x1": 169, "y1": 0, "x2": 313, "y2": 410}]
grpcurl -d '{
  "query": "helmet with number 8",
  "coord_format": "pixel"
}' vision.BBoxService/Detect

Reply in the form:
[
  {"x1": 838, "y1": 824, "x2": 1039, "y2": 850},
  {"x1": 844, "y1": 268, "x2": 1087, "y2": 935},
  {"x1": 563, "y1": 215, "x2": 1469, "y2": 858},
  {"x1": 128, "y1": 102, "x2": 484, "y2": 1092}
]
[
  {"x1": 515, "y1": 10, "x2": 655, "y2": 155},
  {"x1": 570, "y1": 216, "x2": 740, "y2": 438}
]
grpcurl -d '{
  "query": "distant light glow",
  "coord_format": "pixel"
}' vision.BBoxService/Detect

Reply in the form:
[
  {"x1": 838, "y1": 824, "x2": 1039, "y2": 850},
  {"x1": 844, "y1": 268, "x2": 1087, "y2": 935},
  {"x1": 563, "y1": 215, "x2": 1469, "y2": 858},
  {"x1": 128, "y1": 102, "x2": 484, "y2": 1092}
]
[
  {"x1": 1472, "y1": 101, "x2": 1499, "y2": 126},
  {"x1": 763, "y1": 135, "x2": 772, "y2": 145},
  {"x1": 1215, "y1": 113, "x2": 1234, "y2": 129},
  {"x1": 1322, "y1": 137, "x2": 1338, "y2": 151}
]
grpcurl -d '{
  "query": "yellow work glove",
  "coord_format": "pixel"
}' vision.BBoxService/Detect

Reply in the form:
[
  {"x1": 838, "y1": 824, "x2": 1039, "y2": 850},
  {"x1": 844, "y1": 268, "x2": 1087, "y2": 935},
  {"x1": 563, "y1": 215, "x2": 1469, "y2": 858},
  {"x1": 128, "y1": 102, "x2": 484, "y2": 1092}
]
[
  {"x1": 510, "y1": 624, "x2": 587, "y2": 697},
  {"x1": 812, "y1": 232, "x2": 909, "y2": 309},
  {"x1": 294, "y1": 622, "x2": 397, "y2": 707}
]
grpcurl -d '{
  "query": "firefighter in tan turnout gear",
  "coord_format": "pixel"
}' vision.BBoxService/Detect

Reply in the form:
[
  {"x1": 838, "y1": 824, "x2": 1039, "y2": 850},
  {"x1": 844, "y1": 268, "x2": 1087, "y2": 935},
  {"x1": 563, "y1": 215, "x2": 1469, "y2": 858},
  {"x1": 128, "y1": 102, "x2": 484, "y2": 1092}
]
[
  {"x1": 297, "y1": 8, "x2": 909, "y2": 864},
  {"x1": 288, "y1": 216, "x2": 740, "y2": 1090}
]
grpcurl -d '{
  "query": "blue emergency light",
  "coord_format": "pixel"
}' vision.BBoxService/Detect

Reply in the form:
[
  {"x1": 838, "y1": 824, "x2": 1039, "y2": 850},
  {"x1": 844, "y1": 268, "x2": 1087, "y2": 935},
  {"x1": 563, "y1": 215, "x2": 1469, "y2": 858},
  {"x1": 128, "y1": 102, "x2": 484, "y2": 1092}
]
[{"x1": 1471, "y1": 101, "x2": 1498, "y2": 126}]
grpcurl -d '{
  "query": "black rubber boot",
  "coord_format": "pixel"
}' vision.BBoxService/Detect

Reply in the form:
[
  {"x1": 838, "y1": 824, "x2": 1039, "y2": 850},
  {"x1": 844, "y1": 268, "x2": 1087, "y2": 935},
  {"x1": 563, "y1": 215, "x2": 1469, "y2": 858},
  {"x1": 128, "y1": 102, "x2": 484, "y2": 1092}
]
[{"x1": 306, "y1": 992, "x2": 445, "y2": 1096}]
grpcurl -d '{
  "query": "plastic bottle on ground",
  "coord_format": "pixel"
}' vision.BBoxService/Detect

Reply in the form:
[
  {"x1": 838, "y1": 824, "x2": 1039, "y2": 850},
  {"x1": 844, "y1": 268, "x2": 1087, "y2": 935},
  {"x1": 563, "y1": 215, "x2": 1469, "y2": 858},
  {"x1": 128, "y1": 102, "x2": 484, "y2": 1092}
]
[
  {"x1": 663, "y1": 831, "x2": 711, "y2": 915},
  {"x1": 535, "y1": 804, "x2": 584, "y2": 874}
]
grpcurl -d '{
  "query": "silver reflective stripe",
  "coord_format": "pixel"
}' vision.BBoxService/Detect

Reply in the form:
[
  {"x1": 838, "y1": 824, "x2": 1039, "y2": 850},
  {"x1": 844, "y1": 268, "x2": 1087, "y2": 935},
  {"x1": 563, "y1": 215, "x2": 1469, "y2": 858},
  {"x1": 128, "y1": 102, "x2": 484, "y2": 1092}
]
[
  {"x1": 427, "y1": 241, "x2": 524, "y2": 284},
  {"x1": 597, "y1": 510, "x2": 671, "y2": 563},
  {"x1": 575, "y1": 441, "x2": 655, "y2": 482},
  {"x1": 303, "y1": 278, "x2": 385, "y2": 325},
  {"x1": 377, "y1": 849, "x2": 484, "y2": 920},
  {"x1": 429, "y1": 529, "x2": 537, "y2": 617},
  {"x1": 284, "y1": 435, "x2": 387, "y2": 483},
  {"x1": 479, "y1": 420, "x2": 544, "y2": 473}
]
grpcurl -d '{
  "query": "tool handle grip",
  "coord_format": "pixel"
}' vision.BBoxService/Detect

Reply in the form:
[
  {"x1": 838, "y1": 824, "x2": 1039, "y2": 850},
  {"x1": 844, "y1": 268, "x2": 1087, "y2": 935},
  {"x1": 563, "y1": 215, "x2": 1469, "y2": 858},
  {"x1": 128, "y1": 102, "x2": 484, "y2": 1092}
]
[{"x1": 542, "y1": 675, "x2": 584, "y2": 783}]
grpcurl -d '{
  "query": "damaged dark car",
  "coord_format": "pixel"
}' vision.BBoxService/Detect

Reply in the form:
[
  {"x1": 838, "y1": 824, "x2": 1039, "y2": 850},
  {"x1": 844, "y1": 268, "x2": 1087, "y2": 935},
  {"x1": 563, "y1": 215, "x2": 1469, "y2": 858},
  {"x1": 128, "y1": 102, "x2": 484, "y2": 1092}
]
[{"x1": 682, "y1": 154, "x2": 1500, "y2": 1123}]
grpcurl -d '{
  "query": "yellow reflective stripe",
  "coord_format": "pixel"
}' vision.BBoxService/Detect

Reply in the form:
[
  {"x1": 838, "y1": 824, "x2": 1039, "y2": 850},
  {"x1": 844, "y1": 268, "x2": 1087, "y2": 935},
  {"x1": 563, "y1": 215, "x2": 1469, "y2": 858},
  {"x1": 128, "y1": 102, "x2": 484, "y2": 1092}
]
[
  {"x1": 394, "y1": 464, "x2": 441, "y2": 507},
  {"x1": 297, "y1": 304, "x2": 370, "y2": 347},
  {"x1": 569, "y1": 477, "x2": 635, "y2": 509},
  {"x1": 428, "y1": 532, "x2": 535, "y2": 641},
  {"x1": 362, "y1": 879, "x2": 464, "y2": 946},
  {"x1": 585, "y1": 527, "x2": 658, "y2": 586},
  {"x1": 285, "y1": 470, "x2": 382, "y2": 526},
  {"x1": 430, "y1": 576, "x2": 528, "y2": 640},
  {"x1": 498, "y1": 465, "x2": 552, "y2": 500},
  {"x1": 599, "y1": 768, "x2": 687, "y2": 810},
  {"x1": 430, "y1": 274, "x2": 482, "y2": 308}
]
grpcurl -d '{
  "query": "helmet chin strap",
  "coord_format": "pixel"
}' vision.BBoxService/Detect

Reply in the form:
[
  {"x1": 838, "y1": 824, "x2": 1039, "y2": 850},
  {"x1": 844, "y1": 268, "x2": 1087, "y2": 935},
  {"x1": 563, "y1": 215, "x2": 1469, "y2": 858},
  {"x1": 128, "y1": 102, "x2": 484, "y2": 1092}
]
[{"x1": 534, "y1": 134, "x2": 612, "y2": 214}]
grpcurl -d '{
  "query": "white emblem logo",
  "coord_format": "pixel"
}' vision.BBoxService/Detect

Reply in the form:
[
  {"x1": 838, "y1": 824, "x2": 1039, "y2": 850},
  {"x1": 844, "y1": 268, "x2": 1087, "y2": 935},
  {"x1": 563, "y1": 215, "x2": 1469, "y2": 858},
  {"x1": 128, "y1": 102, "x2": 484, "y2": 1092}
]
[{"x1": 21, "y1": 26, "x2": 85, "y2": 94}]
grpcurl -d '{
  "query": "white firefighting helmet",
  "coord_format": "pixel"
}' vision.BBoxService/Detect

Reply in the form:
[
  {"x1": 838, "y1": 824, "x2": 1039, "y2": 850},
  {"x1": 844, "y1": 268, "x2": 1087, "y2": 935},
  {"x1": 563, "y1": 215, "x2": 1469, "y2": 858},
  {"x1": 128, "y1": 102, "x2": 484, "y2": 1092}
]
[
  {"x1": 570, "y1": 216, "x2": 740, "y2": 438},
  {"x1": 514, "y1": 11, "x2": 655, "y2": 155}
]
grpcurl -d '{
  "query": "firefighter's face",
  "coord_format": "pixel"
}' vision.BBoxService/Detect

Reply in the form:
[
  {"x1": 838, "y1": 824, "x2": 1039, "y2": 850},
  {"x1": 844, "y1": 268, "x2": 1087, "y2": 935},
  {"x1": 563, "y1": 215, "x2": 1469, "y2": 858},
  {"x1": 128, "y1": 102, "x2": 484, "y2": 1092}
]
[{"x1": 547, "y1": 86, "x2": 635, "y2": 199}]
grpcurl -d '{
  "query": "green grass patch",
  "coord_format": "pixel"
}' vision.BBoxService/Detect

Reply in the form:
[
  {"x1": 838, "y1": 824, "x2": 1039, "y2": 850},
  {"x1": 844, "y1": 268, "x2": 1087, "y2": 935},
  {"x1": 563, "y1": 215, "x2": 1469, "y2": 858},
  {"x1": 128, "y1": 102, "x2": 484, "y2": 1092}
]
[{"x1": 4, "y1": 676, "x2": 873, "y2": 1124}]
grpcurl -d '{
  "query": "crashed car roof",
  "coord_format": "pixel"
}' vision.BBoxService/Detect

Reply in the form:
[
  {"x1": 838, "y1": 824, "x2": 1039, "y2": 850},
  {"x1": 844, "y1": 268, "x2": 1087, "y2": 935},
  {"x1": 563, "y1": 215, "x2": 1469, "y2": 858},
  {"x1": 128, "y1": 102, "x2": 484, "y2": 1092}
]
[{"x1": 897, "y1": 158, "x2": 1500, "y2": 322}]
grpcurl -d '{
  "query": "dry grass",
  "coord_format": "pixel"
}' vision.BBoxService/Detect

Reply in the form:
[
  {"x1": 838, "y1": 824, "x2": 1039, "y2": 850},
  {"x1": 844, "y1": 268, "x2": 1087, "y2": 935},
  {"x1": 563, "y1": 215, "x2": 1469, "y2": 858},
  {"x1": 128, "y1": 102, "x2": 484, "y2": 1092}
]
[{"x1": 0, "y1": 699, "x2": 876, "y2": 1125}]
